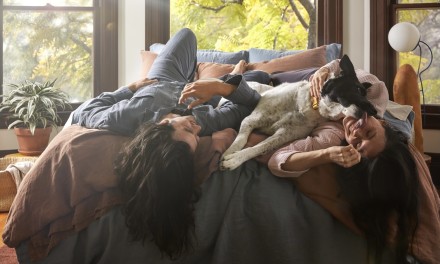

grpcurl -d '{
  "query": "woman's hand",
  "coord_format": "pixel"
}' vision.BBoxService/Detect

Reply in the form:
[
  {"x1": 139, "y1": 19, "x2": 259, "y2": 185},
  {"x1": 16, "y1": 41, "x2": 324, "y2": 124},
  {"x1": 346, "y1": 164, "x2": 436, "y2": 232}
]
[
  {"x1": 127, "y1": 78, "x2": 158, "y2": 92},
  {"x1": 179, "y1": 79, "x2": 235, "y2": 109},
  {"x1": 327, "y1": 145, "x2": 361, "y2": 168},
  {"x1": 309, "y1": 67, "x2": 330, "y2": 99}
]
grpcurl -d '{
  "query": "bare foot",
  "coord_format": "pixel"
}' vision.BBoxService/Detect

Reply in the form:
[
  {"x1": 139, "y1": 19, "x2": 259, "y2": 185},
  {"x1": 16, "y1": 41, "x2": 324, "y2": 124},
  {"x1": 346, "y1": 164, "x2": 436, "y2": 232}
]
[{"x1": 230, "y1": 60, "x2": 247, "y2": 75}]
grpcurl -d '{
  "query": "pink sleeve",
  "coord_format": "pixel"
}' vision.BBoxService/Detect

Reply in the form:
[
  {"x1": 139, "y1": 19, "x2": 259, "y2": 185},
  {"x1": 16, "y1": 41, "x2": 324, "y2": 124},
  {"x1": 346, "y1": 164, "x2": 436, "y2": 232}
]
[
  {"x1": 309, "y1": 59, "x2": 341, "y2": 81},
  {"x1": 268, "y1": 122, "x2": 345, "y2": 178},
  {"x1": 323, "y1": 59, "x2": 341, "y2": 76}
]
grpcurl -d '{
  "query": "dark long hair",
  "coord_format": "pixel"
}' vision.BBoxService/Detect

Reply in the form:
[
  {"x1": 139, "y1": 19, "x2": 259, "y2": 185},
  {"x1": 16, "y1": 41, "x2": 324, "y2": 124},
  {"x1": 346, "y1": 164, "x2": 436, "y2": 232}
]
[
  {"x1": 115, "y1": 122, "x2": 201, "y2": 259},
  {"x1": 339, "y1": 124, "x2": 420, "y2": 264}
]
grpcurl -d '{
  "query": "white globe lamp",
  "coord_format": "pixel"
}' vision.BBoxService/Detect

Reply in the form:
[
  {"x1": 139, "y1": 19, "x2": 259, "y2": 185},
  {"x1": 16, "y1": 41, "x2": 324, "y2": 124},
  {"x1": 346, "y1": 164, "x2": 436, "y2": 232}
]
[{"x1": 388, "y1": 22, "x2": 420, "y2": 52}]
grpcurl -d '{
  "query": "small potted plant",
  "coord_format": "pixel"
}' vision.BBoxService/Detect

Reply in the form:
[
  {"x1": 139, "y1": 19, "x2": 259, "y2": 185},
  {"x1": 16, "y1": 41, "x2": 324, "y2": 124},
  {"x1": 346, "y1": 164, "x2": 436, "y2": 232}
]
[{"x1": 0, "y1": 79, "x2": 71, "y2": 156}]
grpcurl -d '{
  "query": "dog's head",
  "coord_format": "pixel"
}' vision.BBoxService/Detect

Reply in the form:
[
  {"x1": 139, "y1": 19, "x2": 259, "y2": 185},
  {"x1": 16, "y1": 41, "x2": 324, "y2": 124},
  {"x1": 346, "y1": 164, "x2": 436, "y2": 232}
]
[{"x1": 319, "y1": 55, "x2": 377, "y2": 120}]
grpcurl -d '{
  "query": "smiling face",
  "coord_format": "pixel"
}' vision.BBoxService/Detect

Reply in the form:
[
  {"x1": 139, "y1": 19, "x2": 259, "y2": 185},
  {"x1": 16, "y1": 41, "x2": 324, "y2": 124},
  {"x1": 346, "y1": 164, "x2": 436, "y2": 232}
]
[
  {"x1": 343, "y1": 115, "x2": 387, "y2": 158},
  {"x1": 159, "y1": 114, "x2": 201, "y2": 152}
]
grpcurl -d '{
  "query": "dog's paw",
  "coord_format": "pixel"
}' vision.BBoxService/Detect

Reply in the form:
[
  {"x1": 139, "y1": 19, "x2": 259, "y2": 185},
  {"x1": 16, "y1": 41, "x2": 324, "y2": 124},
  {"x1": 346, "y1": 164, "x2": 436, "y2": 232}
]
[{"x1": 220, "y1": 152, "x2": 246, "y2": 171}]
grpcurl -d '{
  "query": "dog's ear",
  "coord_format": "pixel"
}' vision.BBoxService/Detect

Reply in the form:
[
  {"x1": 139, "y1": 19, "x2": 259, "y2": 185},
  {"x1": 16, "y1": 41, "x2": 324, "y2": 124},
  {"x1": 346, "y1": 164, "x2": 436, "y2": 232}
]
[
  {"x1": 339, "y1": 55, "x2": 356, "y2": 77},
  {"x1": 362, "y1": 82, "x2": 372, "y2": 89},
  {"x1": 356, "y1": 82, "x2": 372, "y2": 96}
]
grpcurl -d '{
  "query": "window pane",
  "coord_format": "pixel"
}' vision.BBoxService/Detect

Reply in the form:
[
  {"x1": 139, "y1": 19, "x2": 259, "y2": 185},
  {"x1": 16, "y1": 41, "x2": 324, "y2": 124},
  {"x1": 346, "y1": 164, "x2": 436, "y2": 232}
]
[
  {"x1": 396, "y1": 8, "x2": 440, "y2": 105},
  {"x1": 3, "y1": 0, "x2": 93, "y2": 7},
  {"x1": 3, "y1": 10, "x2": 93, "y2": 103},
  {"x1": 170, "y1": 0, "x2": 316, "y2": 51}
]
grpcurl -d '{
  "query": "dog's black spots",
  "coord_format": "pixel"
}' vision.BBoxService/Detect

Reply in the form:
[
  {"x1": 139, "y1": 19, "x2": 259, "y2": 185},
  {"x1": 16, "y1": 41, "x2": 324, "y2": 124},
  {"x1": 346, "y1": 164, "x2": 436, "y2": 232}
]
[
  {"x1": 321, "y1": 55, "x2": 376, "y2": 117},
  {"x1": 220, "y1": 55, "x2": 377, "y2": 171}
]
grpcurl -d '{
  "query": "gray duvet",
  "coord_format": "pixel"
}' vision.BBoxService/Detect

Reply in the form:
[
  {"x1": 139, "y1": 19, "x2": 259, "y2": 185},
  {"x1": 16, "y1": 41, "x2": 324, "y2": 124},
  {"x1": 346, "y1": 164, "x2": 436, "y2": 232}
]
[{"x1": 16, "y1": 160, "x2": 389, "y2": 264}]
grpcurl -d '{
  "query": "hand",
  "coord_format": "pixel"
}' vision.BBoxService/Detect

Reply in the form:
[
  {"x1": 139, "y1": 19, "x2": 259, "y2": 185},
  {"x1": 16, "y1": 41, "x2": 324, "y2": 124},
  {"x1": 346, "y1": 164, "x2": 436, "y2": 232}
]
[
  {"x1": 327, "y1": 145, "x2": 361, "y2": 168},
  {"x1": 309, "y1": 67, "x2": 329, "y2": 99},
  {"x1": 127, "y1": 78, "x2": 158, "y2": 92},
  {"x1": 179, "y1": 79, "x2": 234, "y2": 109}
]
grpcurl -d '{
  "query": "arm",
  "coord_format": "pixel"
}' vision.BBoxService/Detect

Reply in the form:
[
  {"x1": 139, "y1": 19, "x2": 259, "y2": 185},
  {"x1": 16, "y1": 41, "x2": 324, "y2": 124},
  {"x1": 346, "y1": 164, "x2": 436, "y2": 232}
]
[
  {"x1": 179, "y1": 75, "x2": 259, "y2": 109},
  {"x1": 309, "y1": 59, "x2": 341, "y2": 99},
  {"x1": 182, "y1": 74, "x2": 261, "y2": 136},
  {"x1": 268, "y1": 121, "x2": 361, "y2": 178},
  {"x1": 71, "y1": 78, "x2": 158, "y2": 135}
]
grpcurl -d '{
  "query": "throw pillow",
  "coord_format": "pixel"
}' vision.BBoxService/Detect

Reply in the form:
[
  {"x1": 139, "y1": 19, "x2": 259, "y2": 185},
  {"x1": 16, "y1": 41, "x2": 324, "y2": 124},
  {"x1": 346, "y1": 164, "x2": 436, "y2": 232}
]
[
  {"x1": 140, "y1": 50, "x2": 158, "y2": 78},
  {"x1": 197, "y1": 50, "x2": 249, "y2": 64}
]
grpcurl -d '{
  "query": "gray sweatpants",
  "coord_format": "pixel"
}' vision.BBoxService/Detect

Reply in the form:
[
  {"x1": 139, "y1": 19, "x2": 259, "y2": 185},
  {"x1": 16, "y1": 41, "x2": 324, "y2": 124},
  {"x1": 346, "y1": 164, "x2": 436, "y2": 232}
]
[{"x1": 147, "y1": 28, "x2": 197, "y2": 83}]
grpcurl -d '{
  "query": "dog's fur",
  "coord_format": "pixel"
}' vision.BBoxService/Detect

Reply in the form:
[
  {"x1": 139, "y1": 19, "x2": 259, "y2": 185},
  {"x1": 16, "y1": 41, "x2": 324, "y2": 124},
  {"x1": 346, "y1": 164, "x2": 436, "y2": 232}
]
[{"x1": 220, "y1": 55, "x2": 377, "y2": 170}]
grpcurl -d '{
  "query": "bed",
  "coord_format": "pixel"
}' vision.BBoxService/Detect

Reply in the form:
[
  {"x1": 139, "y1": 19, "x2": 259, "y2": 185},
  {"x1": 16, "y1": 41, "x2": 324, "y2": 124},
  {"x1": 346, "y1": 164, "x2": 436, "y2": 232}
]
[{"x1": 2, "y1": 44, "x2": 440, "y2": 264}]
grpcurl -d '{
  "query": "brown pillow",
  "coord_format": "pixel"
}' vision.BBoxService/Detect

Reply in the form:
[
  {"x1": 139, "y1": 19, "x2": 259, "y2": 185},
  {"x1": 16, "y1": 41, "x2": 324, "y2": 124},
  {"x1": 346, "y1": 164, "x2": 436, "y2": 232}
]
[
  {"x1": 393, "y1": 64, "x2": 423, "y2": 153},
  {"x1": 140, "y1": 50, "x2": 158, "y2": 78},
  {"x1": 247, "y1": 45, "x2": 327, "y2": 74},
  {"x1": 196, "y1": 62, "x2": 235, "y2": 80}
]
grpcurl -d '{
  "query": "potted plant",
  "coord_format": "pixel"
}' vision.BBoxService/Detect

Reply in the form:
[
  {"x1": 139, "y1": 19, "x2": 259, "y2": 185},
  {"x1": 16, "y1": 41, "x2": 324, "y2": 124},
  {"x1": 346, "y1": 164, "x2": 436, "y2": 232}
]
[{"x1": 0, "y1": 79, "x2": 71, "y2": 156}]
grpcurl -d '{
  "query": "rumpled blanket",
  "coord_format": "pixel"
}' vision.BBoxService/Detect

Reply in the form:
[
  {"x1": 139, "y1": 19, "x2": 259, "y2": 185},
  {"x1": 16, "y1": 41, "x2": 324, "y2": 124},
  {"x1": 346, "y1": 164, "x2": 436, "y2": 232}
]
[
  {"x1": 3, "y1": 125, "x2": 440, "y2": 264},
  {"x1": 2, "y1": 125, "x2": 235, "y2": 261}
]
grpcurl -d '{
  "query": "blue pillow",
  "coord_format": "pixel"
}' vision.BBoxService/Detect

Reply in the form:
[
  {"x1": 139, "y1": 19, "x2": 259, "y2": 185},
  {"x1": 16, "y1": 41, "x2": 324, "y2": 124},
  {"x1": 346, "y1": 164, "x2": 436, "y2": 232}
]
[
  {"x1": 197, "y1": 50, "x2": 249, "y2": 64},
  {"x1": 150, "y1": 42, "x2": 342, "y2": 64},
  {"x1": 149, "y1": 43, "x2": 248, "y2": 64},
  {"x1": 149, "y1": 43, "x2": 165, "y2": 53},
  {"x1": 383, "y1": 110, "x2": 414, "y2": 140},
  {"x1": 325, "y1": 43, "x2": 342, "y2": 62},
  {"x1": 248, "y1": 48, "x2": 301, "y2": 63},
  {"x1": 248, "y1": 44, "x2": 342, "y2": 63}
]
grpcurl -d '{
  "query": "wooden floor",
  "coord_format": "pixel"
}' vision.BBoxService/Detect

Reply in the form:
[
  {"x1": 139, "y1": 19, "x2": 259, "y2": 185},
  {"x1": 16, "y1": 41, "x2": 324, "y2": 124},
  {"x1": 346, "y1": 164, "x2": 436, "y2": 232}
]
[{"x1": 1, "y1": 212, "x2": 8, "y2": 247}]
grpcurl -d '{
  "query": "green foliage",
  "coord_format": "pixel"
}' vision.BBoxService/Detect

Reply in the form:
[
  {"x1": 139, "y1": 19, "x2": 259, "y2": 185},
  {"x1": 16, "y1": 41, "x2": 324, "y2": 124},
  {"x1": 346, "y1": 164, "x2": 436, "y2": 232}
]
[
  {"x1": 170, "y1": 0, "x2": 313, "y2": 51},
  {"x1": 2, "y1": 7, "x2": 93, "y2": 102},
  {"x1": 0, "y1": 79, "x2": 71, "y2": 135},
  {"x1": 397, "y1": 8, "x2": 440, "y2": 105}
]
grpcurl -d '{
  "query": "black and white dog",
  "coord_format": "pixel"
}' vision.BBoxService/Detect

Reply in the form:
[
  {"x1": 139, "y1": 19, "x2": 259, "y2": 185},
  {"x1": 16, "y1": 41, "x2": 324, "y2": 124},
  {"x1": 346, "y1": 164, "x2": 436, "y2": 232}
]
[{"x1": 220, "y1": 55, "x2": 377, "y2": 170}]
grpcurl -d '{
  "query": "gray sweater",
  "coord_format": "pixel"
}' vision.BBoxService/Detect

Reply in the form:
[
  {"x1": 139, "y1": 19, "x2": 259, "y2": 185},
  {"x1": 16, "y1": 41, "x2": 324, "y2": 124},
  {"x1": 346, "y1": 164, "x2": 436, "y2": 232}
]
[{"x1": 70, "y1": 74, "x2": 260, "y2": 136}]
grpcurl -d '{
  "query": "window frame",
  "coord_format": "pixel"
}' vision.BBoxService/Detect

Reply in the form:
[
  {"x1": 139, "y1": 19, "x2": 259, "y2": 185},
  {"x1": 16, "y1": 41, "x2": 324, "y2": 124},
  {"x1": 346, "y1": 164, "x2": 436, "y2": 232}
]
[
  {"x1": 0, "y1": 0, "x2": 118, "y2": 129},
  {"x1": 370, "y1": 0, "x2": 440, "y2": 129},
  {"x1": 144, "y1": 0, "x2": 343, "y2": 51}
]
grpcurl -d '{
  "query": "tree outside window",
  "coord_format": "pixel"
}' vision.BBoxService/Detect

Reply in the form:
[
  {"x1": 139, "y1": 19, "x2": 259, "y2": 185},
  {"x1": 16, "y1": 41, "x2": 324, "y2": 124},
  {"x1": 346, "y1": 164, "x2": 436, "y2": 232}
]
[
  {"x1": 2, "y1": 0, "x2": 94, "y2": 103},
  {"x1": 394, "y1": 1, "x2": 440, "y2": 105},
  {"x1": 170, "y1": 0, "x2": 317, "y2": 51}
]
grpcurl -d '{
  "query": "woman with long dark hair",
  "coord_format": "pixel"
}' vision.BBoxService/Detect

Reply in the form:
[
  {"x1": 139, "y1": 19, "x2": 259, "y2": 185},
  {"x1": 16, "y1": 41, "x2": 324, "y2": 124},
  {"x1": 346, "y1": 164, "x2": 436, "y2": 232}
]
[
  {"x1": 338, "y1": 124, "x2": 420, "y2": 264},
  {"x1": 268, "y1": 59, "x2": 421, "y2": 264}
]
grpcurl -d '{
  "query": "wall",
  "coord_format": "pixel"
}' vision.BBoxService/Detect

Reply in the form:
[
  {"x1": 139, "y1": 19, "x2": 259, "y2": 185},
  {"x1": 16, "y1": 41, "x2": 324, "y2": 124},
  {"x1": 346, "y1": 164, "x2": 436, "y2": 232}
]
[
  {"x1": 118, "y1": 0, "x2": 145, "y2": 86},
  {"x1": 1, "y1": 0, "x2": 438, "y2": 154}
]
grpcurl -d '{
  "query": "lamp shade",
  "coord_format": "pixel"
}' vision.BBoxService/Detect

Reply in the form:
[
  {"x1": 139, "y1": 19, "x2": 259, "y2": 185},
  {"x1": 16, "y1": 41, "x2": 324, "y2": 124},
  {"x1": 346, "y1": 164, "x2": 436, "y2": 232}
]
[{"x1": 388, "y1": 22, "x2": 421, "y2": 52}]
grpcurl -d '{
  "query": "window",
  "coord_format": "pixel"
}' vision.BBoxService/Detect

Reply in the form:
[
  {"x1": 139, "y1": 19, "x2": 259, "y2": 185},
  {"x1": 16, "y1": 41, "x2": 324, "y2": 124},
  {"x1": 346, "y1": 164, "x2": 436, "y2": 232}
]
[
  {"x1": 370, "y1": 0, "x2": 440, "y2": 129},
  {"x1": 170, "y1": 0, "x2": 317, "y2": 51},
  {"x1": 0, "y1": 0, "x2": 118, "y2": 128},
  {"x1": 394, "y1": 4, "x2": 440, "y2": 106},
  {"x1": 145, "y1": 0, "x2": 342, "y2": 52}
]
